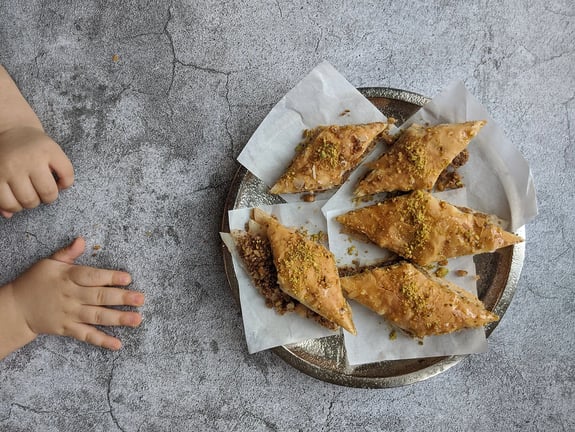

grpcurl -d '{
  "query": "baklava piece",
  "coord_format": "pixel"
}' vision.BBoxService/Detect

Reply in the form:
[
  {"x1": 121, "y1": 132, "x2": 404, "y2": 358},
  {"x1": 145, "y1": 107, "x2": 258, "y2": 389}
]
[
  {"x1": 252, "y1": 208, "x2": 356, "y2": 334},
  {"x1": 231, "y1": 227, "x2": 339, "y2": 330},
  {"x1": 340, "y1": 262, "x2": 499, "y2": 338},
  {"x1": 355, "y1": 121, "x2": 486, "y2": 197},
  {"x1": 270, "y1": 122, "x2": 392, "y2": 194},
  {"x1": 335, "y1": 190, "x2": 523, "y2": 266}
]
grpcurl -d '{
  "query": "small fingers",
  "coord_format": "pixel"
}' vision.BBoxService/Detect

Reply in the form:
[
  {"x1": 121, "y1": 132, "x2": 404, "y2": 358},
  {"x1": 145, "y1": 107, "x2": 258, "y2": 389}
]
[
  {"x1": 8, "y1": 179, "x2": 41, "y2": 209},
  {"x1": 70, "y1": 265, "x2": 132, "y2": 287},
  {"x1": 77, "y1": 305, "x2": 142, "y2": 328},
  {"x1": 78, "y1": 286, "x2": 145, "y2": 307},
  {"x1": 0, "y1": 183, "x2": 23, "y2": 213},
  {"x1": 65, "y1": 323, "x2": 122, "y2": 351},
  {"x1": 29, "y1": 167, "x2": 59, "y2": 203},
  {"x1": 51, "y1": 237, "x2": 85, "y2": 264},
  {"x1": 49, "y1": 147, "x2": 75, "y2": 190}
]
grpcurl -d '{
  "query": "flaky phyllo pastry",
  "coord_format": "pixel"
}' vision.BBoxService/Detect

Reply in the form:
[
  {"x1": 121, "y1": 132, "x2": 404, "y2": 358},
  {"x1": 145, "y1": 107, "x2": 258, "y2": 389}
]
[
  {"x1": 270, "y1": 122, "x2": 392, "y2": 194},
  {"x1": 336, "y1": 190, "x2": 523, "y2": 266},
  {"x1": 233, "y1": 208, "x2": 356, "y2": 334},
  {"x1": 340, "y1": 262, "x2": 499, "y2": 338},
  {"x1": 355, "y1": 121, "x2": 486, "y2": 197}
]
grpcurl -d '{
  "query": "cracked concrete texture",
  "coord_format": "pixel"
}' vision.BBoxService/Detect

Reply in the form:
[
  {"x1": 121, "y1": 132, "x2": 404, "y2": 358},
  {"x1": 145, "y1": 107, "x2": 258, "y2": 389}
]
[{"x1": 0, "y1": 0, "x2": 573, "y2": 430}]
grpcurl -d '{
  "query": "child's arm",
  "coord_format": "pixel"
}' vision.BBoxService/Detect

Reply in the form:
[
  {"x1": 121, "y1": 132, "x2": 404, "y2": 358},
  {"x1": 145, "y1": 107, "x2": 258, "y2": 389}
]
[
  {"x1": 0, "y1": 65, "x2": 74, "y2": 218},
  {"x1": 0, "y1": 238, "x2": 144, "y2": 359}
]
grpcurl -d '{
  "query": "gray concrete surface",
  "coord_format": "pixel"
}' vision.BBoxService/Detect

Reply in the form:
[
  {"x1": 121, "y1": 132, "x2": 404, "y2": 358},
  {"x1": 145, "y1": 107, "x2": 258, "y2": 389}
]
[{"x1": 0, "y1": 0, "x2": 573, "y2": 431}]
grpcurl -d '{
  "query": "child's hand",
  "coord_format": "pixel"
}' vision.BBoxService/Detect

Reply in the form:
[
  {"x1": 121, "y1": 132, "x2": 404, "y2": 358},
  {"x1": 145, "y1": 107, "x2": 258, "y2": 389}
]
[
  {"x1": 0, "y1": 126, "x2": 74, "y2": 218},
  {"x1": 7, "y1": 238, "x2": 144, "y2": 352}
]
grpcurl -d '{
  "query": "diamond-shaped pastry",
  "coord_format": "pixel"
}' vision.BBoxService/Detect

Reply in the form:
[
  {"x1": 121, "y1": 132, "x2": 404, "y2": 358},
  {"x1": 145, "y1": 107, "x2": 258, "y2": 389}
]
[
  {"x1": 341, "y1": 262, "x2": 499, "y2": 338},
  {"x1": 336, "y1": 190, "x2": 523, "y2": 266},
  {"x1": 270, "y1": 122, "x2": 392, "y2": 194},
  {"x1": 355, "y1": 121, "x2": 486, "y2": 197}
]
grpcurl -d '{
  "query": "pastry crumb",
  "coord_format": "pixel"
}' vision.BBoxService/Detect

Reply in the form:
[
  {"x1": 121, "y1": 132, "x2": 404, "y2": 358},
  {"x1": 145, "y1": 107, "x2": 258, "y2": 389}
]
[{"x1": 302, "y1": 192, "x2": 316, "y2": 202}]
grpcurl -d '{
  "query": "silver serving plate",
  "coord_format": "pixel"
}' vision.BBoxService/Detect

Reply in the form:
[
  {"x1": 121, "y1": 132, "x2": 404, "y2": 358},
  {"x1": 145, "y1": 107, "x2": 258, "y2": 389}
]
[{"x1": 221, "y1": 87, "x2": 525, "y2": 388}]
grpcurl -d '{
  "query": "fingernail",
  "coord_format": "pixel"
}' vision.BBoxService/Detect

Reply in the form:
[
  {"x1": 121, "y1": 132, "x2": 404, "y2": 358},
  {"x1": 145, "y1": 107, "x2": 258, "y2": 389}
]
[
  {"x1": 130, "y1": 313, "x2": 143, "y2": 327},
  {"x1": 130, "y1": 293, "x2": 145, "y2": 306},
  {"x1": 119, "y1": 273, "x2": 131, "y2": 285},
  {"x1": 104, "y1": 339, "x2": 122, "y2": 351}
]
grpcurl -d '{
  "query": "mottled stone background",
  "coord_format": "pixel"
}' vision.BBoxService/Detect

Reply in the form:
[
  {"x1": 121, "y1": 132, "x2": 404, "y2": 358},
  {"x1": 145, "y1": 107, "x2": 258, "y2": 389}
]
[{"x1": 0, "y1": 1, "x2": 573, "y2": 431}]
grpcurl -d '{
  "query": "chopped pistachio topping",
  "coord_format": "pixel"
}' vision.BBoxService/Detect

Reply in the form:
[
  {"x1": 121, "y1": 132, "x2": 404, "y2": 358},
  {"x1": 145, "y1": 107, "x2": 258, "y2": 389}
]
[
  {"x1": 315, "y1": 137, "x2": 340, "y2": 168},
  {"x1": 402, "y1": 191, "x2": 431, "y2": 259},
  {"x1": 278, "y1": 238, "x2": 319, "y2": 293},
  {"x1": 399, "y1": 280, "x2": 426, "y2": 311},
  {"x1": 309, "y1": 230, "x2": 327, "y2": 243},
  {"x1": 435, "y1": 267, "x2": 449, "y2": 278}
]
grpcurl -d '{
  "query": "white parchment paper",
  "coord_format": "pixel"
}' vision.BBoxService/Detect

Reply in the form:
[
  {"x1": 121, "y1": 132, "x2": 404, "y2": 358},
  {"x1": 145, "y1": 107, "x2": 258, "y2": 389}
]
[{"x1": 237, "y1": 60, "x2": 387, "y2": 203}]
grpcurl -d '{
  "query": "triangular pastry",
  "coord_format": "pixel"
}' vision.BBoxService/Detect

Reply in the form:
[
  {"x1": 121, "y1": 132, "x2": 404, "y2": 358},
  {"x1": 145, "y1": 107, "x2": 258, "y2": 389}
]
[
  {"x1": 355, "y1": 121, "x2": 486, "y2": 197},
  {"x1": 252, "y1": 209, "x2": 356, "y2": 334},
  {"x1": 270, "y1": 122, "x2": 392, "y2": 194},
  {"x1": 336, "y1": 190, "x2": 523, "y2": 266},
  {"x1": 340, "y1": 262, "x2": 499, "y2": 338}
]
